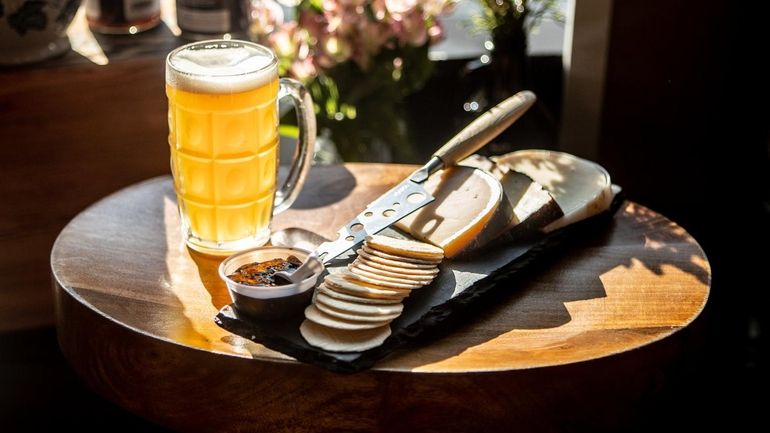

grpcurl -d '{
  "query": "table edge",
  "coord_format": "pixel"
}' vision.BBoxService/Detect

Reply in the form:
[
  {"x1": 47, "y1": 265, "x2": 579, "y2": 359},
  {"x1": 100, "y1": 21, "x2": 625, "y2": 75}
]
[{"x1": 50, "y1": 168, "x2": 712, "y2": 374}]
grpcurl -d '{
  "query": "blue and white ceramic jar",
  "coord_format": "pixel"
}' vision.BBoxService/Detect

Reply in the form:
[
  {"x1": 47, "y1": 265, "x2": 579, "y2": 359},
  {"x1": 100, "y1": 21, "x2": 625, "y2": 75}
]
[{"x1": 0, "y1": 0, "x2": 81, "y2": 65}]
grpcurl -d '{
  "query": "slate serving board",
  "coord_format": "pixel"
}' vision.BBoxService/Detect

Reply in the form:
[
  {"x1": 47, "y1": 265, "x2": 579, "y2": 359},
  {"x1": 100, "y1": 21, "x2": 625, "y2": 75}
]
[{"x1": 216, "y1": 195, "x2": 624, "y2": 373}]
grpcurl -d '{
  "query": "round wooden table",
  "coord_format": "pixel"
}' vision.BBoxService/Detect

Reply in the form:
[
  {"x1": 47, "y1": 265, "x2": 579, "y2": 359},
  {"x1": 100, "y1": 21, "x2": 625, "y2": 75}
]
[{"x1": 52, "y1": 163, "x2": 710, "y2": 433}]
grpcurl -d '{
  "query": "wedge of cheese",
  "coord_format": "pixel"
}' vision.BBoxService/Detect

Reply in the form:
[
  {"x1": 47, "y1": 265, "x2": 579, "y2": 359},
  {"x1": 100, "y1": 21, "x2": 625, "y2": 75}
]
[
  {"x1": 492, "y1": 150, "x2": 613, "y2": 232},
  {"x1": 394, "y1": 166, "x2": 512, "y2": 258},
  {"x1": 394, "y1": 165, "x2": 563, "y2": 258},
  {"x1": 494, "y1": 169, "x2": 563, "y2": 243},
  {"x1": 459, "y1": 154, "x2": 507, "y2": 178}
]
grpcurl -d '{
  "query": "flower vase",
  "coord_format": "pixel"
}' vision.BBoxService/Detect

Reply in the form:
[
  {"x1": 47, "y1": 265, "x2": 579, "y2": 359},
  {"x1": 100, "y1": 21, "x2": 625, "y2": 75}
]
[
  {"x1": 309, "y1": 50, "x2": 432, "y2": 163},
  {"x1": 481, "y1": 16, "x2": 558, "y2": 154},
  {"x1": 488, "y1": 23, "x2": 529, "y2": 102},
  {"x1": 317, "y1": 101, "x2": 414, "y2": 163}
]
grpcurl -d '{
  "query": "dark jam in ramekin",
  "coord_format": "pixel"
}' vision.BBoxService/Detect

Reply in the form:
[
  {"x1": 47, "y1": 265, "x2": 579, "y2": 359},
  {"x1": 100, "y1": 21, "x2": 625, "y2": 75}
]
[{"x1": 226, "y1": 256, "x2": 302, "y2": 286}]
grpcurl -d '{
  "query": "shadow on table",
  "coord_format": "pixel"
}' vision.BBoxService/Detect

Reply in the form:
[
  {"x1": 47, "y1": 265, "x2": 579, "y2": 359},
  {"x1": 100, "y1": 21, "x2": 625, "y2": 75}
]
[
  {"x1": 390, "y1": 202, "x2": 711, "y2": 369},
  {"x1": 287, "y1": 164, "x2": 357, "y2": 210}
]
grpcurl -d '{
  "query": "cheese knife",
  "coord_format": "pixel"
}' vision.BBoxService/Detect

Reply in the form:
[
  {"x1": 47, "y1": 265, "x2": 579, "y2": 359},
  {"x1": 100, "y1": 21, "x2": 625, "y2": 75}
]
[{"x1": 314, "y1": 90, "x2": 536, "y2": 264}]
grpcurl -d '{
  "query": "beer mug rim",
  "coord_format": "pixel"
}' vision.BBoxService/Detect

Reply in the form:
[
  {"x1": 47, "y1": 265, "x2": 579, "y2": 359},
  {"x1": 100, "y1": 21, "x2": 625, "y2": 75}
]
[{"x1": 166, "y1": 39, "x2": 278, "y2": 79}]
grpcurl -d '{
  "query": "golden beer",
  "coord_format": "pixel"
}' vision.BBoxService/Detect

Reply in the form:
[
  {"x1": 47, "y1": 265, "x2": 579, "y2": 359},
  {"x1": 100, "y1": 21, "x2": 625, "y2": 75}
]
[{"x1": 166, "y1": 41, "x2": 315, "y2": 254}]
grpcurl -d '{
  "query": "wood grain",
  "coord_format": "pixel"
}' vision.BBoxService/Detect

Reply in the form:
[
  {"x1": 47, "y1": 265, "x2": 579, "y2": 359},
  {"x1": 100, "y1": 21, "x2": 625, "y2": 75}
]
[{"x1": 52, "y1": 164, "x2": 710, "y2": 431}]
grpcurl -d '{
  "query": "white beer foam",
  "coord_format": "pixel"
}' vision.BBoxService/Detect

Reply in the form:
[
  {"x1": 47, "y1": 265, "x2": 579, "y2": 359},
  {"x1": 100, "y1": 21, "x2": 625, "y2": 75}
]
[{"x1": 167, "y1": 42, "x2": 277, "y2": 94}]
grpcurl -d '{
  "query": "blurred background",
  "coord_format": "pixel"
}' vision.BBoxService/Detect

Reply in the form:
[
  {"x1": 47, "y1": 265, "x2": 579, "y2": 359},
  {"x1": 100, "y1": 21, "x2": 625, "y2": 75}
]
[{"x1": 1, "y1": 0, "x2": 768, "y2": 431}]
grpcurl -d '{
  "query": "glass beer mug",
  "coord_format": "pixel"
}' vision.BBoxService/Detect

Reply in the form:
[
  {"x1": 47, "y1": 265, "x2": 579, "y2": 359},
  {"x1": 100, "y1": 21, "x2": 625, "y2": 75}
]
[{"x1": 166, "y1": 40, "x2": 315, "y2": 255}]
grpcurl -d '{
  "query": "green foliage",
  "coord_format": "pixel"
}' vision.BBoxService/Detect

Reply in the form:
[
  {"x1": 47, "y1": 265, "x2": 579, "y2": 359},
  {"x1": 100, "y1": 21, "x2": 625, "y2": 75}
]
[
  {"x1": 307, "y1": 43, "x2": 433, "y2": 161},
  {"x1": 311, "y1": 43, "x2": 433, "y2": 122},
  {"x1": 474, "y1": 0, "x2": 564, "y2": 36}
]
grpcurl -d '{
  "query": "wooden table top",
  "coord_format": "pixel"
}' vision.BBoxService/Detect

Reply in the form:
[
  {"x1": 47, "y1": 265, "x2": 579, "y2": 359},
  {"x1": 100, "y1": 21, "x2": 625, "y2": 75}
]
[{"x1": 52, "y1": 163, "x2": 710, "y2": 374}]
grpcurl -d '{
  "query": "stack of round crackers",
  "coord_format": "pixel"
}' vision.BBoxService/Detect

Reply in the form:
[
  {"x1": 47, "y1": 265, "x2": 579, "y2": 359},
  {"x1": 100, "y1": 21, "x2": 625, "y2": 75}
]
[{"x1": 300, "y1": 235, "x2": 444, "y2": 352}]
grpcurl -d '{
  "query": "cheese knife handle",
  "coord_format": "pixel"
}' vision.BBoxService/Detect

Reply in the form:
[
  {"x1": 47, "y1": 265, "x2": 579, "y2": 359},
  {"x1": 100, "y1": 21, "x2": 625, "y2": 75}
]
[{"x1": 432, "y1": 91, "x2": 536, "y2": 165}]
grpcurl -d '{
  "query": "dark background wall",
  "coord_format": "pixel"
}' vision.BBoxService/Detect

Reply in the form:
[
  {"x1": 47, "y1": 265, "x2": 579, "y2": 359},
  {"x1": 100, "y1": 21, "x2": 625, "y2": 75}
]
[{"x1": 599, "y1": 0, "x2": 769, "y2": 429}]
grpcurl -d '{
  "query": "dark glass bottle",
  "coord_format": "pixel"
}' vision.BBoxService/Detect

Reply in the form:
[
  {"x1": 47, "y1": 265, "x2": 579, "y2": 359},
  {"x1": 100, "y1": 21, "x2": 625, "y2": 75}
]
[
  {"x1": 175, "y1": 0, "x2": 250, "y2": 40},
  {"x1": 86, "y1": 0, "x2": 162, "y2": 34}
]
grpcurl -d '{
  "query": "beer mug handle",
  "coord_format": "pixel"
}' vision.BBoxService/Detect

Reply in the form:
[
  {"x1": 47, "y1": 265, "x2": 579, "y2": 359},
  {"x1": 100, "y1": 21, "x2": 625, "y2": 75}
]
[{"x1": 273, "y1": 78, "x2": 316, "y2": 215}]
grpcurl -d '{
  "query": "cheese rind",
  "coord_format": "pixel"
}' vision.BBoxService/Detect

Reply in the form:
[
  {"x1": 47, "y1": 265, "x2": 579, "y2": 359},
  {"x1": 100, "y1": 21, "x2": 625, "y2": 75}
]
[
  {"x1": 492, "y1": 170, "x2": 563, "y2": 243},
  {"x1": 492, "y1": 150, "x2": 613, "y2": 232}
]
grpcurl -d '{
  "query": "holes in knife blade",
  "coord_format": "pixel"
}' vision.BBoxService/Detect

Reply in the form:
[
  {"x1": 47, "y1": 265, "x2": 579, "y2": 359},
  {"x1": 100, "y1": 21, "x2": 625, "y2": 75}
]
[
  {"x1": 318, "y1": 252, "x2": 328, "y2": 260},
  {"x1": 407, "y1": 193, "x2": 425, "y2": 204},
  {"x1": 350, "y1": 223, "x2": 363, "y2": 233},
  {"x1": 363, "y1": 211, "x2": 373, "y2": 218},
  {"x1": 383, "y1": 209, "x2": 396, "y2": 218},
  {"x1": 345, "y1": 235, "x2": 355, "y2": 241},
  {"x1": 392, "y1": 202, "x2": 400, "y2": 208}
]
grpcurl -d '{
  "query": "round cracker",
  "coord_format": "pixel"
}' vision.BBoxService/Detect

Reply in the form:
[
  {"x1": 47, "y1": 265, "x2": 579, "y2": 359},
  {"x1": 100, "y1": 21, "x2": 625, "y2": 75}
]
[
  {"x1": 356, "y1": 257, "x2": 439, "y2": 276},
  {"x1": 315, "y1": 301, "x2": 401, "y2": 322},
  {"x1": 304, "y1": 304, "x2": 390, "y2": 330},
  {"x1": 343, "y1": 270, "x2": 423, "y2": 290},
  {"x1": 361, "y1": 245, "x2": 442, "y2": 264},
  {"x1": 326, "y1": 282, "x2": 409, "y2": 301},
  {"x1": 317, "y1": 285, "x2": 402, "y2": 305},
  {"x1": 365, "y1": 235, "x2": 444, "y2": 259},
  {"x1": 357, "y1": 249, "x2": 439, "y2": 270},
  {"x1": 348, "y1": 264, "x2": 432, "y2": 286},
  {"x1": 325, "y1": 274, "x2": 410, "y2": 300},
  {"x1": 300, "y1": 320, "x2": 391, "y2": 352},
  {"x1": 350, "y1": 261, "x2": 436, "y2": 283},
  {"x1": 315, "y1": 292, "x2": 404, "y2": 316}
]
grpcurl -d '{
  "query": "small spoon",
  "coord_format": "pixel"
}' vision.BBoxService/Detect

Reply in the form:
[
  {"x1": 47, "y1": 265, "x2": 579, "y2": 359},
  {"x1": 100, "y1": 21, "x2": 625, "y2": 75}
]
[
  {"x1": 270, "y1": 227, "x2": 330, "y2": 251},
  {"x1": 274, "y1": 252, "x2": 325, "y2": 284},
  {"x1": 270, "y1": 228, "x2": 329, "y2": 284}
]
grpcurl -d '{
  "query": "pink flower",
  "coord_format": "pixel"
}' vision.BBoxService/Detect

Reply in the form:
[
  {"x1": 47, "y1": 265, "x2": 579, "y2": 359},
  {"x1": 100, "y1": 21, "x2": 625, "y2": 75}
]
[
  {"x1": 249, "y1": 0, "x2": 454, "y2": 78},
  {"x1": 422, "y1": 0, "x2": 455, "y2": 16},
  {"x1": 321, "y1": 35, "x2": 353, "y2": 64},
  {"x1": 298, "y1": 8, "x2": 326, "y2": 40},
  {"x1": 268, "y1": 22, "x2": 299, "y2": 59},
  {"x1": 289, "y1": 56, "x2": 317, "y2": 82},
  {"x1": 427, "y1": 20, "x2": 444, "y2": 44},
  {"x1": 371, "y1": 0, "x2": 388, "y2": 20},
  {"x1": 360, "y1": 17, "x2": 392, "y2": 52},
  {"x1": 249, "y1": 0, "x2": 284, "y2": 36},
  {"x1": 385, "y1": 0, "x2": 418, "y2": 15},
  {"x1": 393, "y1": 8, "x2": 428, "y2": 46}
]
